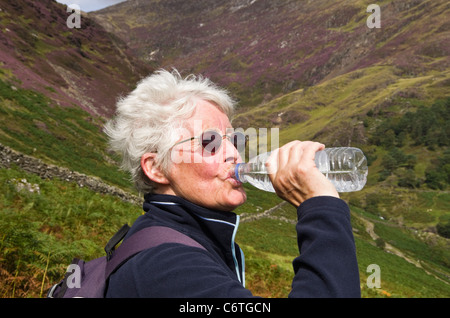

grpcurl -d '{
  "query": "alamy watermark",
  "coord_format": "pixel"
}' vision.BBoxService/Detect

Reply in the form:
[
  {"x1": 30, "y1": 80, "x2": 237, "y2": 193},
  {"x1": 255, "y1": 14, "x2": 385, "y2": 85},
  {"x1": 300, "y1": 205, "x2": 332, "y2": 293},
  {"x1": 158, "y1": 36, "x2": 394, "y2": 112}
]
[
  {"x1": 65, "y1": 263, "x2": 81, "y2": 289},
  {"x1": 66, "y1": 4, "x2": 81, "y2": 29},
  {"x1": 366, "y1": 4, "x2": 381, "y2": 29},
  {"x1": 366, "y1": 264, "x2": 381, "y2": 288}
]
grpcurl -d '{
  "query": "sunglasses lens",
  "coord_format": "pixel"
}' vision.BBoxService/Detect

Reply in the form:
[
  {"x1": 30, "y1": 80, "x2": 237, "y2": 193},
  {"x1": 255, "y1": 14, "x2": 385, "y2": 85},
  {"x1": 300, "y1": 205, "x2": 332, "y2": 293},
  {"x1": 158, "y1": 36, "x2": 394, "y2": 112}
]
[
  {"x1": 200, "y1": 130, "x2": 247, "y2": 155},
  {"x1": 201, "y1": 130, "x2": 221, "y2": 155},
  {"x1": 231, "y1": 132, "x2": 247, "y2": 153}
]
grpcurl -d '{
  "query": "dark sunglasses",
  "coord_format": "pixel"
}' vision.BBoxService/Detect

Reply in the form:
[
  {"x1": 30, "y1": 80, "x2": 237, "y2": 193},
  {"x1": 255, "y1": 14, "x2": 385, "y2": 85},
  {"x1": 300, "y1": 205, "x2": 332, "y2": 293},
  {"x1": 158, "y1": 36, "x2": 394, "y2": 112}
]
[{"x1": 172, "y1": 129, "x2": 247, "y2": 155}]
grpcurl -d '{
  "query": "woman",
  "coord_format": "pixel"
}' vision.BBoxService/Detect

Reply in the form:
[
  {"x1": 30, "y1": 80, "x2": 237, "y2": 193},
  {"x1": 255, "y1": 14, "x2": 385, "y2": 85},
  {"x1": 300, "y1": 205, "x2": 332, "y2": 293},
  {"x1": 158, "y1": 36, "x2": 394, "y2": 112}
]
[{"x1": 104, "y1": 69, "x2": 360, "y2": 297}]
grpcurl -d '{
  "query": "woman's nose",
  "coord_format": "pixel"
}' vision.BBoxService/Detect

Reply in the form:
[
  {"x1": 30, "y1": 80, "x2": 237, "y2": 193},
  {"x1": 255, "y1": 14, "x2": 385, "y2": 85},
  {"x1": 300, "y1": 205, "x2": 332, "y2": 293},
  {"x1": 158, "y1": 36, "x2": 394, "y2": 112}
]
[{"x1": 223, "y1": 138, "x2": 242, "y2": 163}]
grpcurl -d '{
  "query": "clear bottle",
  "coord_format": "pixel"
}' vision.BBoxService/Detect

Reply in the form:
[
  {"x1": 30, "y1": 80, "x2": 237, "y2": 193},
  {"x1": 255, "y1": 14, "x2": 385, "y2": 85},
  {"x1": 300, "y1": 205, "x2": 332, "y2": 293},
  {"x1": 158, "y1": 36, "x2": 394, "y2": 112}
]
[{"x1": 231, "y1": 147, "x2": 368, "y2": 193}]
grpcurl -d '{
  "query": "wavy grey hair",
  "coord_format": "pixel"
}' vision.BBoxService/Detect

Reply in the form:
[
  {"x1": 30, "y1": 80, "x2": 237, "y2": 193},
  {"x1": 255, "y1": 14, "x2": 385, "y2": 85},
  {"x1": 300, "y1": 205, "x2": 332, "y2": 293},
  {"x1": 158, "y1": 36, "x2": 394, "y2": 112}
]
[{"x1": 104, "y1": 69, "x2": 236, "y2": 194}]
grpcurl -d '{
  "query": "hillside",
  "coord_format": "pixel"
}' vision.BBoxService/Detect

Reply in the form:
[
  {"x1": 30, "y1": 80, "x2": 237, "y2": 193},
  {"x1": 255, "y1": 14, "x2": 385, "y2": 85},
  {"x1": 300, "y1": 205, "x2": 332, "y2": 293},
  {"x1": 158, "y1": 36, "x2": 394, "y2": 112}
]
[
  {"x1": 0, "y1": 0, "x2": 151, "y2": 117},
  {"x1": 0, "y1": 0, "x2": 153, "y2": 189},
  {"x1": 0, "y1": 0, "x2": 148, "y2": 298},
  {"x1": 92, "y1": 0, "x2": 450, "y2": 106}
]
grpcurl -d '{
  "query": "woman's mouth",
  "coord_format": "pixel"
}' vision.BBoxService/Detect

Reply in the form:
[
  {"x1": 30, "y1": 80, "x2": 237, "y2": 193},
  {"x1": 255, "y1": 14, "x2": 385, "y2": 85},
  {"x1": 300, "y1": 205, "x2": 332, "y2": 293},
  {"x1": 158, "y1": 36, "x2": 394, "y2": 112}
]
[
  {"x1": 225, "y1": 169, "x2": 242, "y2": 187},
  {"x1": 227, "y1": 177, "x2": 242, "y2": 187}
]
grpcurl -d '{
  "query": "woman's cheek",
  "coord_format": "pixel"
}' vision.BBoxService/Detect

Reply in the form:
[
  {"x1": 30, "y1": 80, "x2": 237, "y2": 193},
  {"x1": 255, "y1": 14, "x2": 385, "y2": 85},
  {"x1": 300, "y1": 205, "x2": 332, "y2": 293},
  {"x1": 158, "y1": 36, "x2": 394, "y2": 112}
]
[{"x1": 196, "y1": 161, "x2": 221, "y2": 178}]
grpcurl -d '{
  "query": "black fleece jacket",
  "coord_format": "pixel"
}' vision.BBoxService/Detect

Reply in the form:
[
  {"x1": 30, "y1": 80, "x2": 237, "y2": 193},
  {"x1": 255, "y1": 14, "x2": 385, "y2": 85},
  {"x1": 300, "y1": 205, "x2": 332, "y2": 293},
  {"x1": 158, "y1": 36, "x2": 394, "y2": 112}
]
[{"x1": 106, "y1": 194, "x2": 360, "y2": 298}]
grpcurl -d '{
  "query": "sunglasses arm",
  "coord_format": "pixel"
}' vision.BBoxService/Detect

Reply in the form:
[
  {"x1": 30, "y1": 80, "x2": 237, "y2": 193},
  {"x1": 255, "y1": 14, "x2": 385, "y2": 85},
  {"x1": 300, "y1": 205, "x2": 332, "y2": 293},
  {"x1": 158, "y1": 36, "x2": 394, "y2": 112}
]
[{"x1": 172, "y1": 136, "x2": 197, "y2": 148}]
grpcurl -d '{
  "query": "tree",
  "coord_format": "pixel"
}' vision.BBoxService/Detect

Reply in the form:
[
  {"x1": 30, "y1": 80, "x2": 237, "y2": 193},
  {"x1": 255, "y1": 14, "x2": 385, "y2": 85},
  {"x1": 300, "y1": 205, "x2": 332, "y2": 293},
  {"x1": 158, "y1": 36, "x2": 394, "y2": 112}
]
[
  {"x1": 424, "y1": 169, "x2": 445, "y2": 190},
  {"x1": 397, "y1": 169, "x2": 420, "y2": 188},
  {"x1": 381, "y1": 153, "x2": 396, "y2": 173}
]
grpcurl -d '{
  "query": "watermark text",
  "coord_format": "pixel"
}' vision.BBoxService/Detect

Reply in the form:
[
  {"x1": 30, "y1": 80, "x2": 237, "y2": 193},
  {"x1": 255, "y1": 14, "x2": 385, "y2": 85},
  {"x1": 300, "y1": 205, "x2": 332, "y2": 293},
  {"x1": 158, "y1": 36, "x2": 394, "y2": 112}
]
[
  {"x1": 66, "y1": 4, "x2": 81, "y2": 29},
  {"x1": 366, "y1": 264, "x2": 381, "y2": 288},
  {"x1": 366, "y1": 4, "x2": 381, "y2": 29}
]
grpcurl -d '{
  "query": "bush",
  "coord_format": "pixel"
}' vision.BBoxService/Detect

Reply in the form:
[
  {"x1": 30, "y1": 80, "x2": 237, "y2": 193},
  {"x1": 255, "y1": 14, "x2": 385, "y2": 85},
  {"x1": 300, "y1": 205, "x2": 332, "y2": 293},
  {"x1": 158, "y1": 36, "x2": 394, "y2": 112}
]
[
  {"x1": 370, "y1": 97, "x2": 450, "y2": 149},
  {"x1": 436, "y1": 215, "x2": 450, "y2": 239},
  {"x1": 425, "y1": 169, "x2": 446, "y2": 190},
  {"x1": 375, "y1": 237, "x2": 386, "y2": 249},
  {"x1": 397, "y1": 169, "x2": 420, "y2": 188},
  {"x1": 436, "y1": 222, "x2": 450, "y2": 239}
]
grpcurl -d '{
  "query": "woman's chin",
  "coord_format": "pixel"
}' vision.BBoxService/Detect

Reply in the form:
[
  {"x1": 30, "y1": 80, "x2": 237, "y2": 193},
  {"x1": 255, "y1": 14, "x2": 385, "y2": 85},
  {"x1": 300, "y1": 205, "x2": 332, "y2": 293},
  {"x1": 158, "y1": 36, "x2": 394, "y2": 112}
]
[{"x1": 226, "y1": 188, "x2": 247, "y2": 211}]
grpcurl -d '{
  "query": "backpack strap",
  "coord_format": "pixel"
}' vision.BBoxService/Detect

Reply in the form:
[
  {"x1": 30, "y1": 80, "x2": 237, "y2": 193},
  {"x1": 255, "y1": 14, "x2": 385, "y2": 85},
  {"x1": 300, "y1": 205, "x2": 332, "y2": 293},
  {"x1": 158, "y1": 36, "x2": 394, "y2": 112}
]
[
  {"x1": 105, "y1": 225, "x2": 206, "y2": 279},
  {"x1": 105, "y1": 224, "x2": 131, "y2": 261}
]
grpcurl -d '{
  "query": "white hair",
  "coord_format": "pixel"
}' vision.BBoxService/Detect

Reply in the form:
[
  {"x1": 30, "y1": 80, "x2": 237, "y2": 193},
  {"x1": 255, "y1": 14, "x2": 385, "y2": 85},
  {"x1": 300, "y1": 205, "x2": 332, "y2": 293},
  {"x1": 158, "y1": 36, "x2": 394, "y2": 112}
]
[{"x1": 104, "y1": 69, "x2": 236, "y2": 194}]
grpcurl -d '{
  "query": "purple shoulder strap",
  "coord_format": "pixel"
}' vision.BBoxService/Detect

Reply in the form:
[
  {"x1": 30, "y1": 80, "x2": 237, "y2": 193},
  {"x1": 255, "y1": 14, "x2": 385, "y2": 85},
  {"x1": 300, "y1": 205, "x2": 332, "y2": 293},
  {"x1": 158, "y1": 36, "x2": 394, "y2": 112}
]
[{"x1": 105, "y1": 226, "x2": 205, "y2": 278}]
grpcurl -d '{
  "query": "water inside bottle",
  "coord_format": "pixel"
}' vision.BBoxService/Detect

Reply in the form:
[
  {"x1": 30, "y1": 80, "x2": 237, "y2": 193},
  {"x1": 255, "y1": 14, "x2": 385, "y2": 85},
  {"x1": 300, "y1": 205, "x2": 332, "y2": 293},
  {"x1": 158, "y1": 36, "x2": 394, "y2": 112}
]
[
  {"x1": 241, "y1": 171, "x2": 275, "y2": 192},
  {"x1": 316, "y1": 148, "x2": 368, "y2": 192}
]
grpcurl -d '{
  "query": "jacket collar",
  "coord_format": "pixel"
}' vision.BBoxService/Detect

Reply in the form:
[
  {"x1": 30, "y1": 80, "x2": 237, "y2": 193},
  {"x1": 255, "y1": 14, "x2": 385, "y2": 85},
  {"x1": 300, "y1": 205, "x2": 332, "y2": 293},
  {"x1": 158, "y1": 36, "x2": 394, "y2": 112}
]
[
  {"x1": 143, "y1": 193, "x2": 239, "y2": 226},
  {"x1": 142, "y1": 194, "x2": 245, "y2": 285}
]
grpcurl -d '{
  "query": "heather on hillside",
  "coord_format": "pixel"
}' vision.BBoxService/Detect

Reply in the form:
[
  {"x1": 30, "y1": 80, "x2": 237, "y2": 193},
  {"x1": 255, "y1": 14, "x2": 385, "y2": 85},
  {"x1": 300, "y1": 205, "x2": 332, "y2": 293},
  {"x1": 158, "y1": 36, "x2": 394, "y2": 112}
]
[
  {"x1": 93, "y1": 0, "x2": 450, "y2": 107},
  {"x1": 0, "y1": 0, "x2": 150, "y2": 117}
]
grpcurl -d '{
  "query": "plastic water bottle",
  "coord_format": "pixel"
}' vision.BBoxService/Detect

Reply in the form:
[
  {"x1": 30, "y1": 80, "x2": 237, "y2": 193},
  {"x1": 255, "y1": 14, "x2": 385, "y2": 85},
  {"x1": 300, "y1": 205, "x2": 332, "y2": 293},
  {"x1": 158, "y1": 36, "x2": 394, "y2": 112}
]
[{"x1": 231, "y1": 147, "x2": 368, "y2": 193}]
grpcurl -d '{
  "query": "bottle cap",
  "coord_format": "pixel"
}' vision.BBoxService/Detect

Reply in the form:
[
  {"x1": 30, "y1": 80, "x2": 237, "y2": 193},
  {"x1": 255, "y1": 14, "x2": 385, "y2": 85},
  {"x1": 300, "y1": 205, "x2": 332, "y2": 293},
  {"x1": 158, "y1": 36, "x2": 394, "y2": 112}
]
[{"x1": 234, "y1": 163, "x2": 243, "y2": 182}]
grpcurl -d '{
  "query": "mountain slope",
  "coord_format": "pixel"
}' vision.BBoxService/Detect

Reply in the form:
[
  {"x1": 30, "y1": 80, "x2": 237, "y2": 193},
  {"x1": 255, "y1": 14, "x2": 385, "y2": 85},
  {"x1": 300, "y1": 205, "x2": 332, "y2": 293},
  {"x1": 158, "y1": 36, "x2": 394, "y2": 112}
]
[
  {"x1": 0, "y1": 0, "x2": 151, "y2": 117},
  {"x1": 232, "y1": 65, "x2": 450, "y2": 146},
  {"x1": 92, "y1": 0, "x2": 450, "y2": 107},
  {"x1": 0, "y1": 0, "x2": 154, "y2": 189},
  {"x1": 0, "y1": 1, "x2": 150, "y2": 297}
]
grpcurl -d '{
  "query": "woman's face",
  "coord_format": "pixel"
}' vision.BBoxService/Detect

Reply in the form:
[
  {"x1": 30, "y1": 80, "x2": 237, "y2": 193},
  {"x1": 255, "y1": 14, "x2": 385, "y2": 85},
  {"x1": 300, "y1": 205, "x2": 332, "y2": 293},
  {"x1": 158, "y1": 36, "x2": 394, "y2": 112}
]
[{"x1": 164, "y1": 100, "x2": 247, "y2": 211}]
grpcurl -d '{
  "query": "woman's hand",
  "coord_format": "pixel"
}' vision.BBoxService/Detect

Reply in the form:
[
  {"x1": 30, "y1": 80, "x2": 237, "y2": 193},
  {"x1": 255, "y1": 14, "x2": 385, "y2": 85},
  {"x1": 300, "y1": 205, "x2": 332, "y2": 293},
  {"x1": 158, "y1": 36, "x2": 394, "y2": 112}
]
[{"x1": 266, "y1": 141, "x2": 339, "y2": 207}]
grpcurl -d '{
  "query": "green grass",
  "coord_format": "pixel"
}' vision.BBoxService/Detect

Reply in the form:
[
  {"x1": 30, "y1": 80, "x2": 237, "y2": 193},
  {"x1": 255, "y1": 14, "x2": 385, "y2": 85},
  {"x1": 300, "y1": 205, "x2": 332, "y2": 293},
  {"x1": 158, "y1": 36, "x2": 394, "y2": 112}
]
[
  {"x1": 234, "y1": 184, "x2": 283, "y2": 215},
  {"x1": 356, "y1": 237, "x2": 450, "y2": 298},
  {"x1": 373, "y1": 221, "x2": 450, "y2": 270},
  {"x1": 240, "y1": 245, "x2": 295, "y2": 298},
  {"x1": 0, "y1": 165, "x2": 141, "y2": 298},
  {"x1": 0, "y1": 78, "x2": 133, "y2": 191},
  {"x1": 237, "y1": 216, "x2": 297, "y2": 297},
  {"x1": 238, "y1": 218, "x2": 298, "y2": 257}
]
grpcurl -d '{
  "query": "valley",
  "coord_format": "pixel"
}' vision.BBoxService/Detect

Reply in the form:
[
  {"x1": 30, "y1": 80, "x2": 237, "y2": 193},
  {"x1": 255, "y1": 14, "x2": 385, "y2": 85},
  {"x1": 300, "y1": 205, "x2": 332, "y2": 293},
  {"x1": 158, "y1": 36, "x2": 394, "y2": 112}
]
[{"x1": 0, "y1": 0, "x2": 448, "y2": 298}]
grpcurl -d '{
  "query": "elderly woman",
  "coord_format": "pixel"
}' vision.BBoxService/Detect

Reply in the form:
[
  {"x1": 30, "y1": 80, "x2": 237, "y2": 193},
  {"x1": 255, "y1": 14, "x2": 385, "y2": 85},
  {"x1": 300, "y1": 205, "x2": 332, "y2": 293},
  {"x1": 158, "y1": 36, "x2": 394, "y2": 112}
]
[{"x1": 104, "y1": 69, "x2": 360, "y2": 298}]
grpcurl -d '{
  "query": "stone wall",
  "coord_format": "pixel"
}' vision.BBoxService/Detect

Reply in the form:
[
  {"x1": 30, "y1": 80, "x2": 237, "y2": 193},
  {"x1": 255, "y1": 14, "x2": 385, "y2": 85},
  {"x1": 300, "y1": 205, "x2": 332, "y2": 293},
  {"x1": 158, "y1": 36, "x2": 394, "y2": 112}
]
[{"x1": 0, "y1": 143, "x2": 141, "y2": 205}]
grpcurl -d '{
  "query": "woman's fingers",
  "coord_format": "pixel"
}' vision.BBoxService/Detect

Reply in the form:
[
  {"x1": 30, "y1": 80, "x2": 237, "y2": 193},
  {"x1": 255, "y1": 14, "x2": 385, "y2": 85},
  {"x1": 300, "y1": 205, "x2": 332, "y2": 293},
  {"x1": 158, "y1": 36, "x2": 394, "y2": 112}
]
[{"x1": 267, "y1": 141, "x2": 338, "y2": 207}]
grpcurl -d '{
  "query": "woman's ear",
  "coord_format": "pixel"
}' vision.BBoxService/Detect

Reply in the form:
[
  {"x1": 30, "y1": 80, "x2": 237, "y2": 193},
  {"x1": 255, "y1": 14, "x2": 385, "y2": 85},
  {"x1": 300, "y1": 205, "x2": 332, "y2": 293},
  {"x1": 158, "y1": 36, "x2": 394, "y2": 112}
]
[{"x1": 141, "y1": 153, "x2": 170, "y2": 185}]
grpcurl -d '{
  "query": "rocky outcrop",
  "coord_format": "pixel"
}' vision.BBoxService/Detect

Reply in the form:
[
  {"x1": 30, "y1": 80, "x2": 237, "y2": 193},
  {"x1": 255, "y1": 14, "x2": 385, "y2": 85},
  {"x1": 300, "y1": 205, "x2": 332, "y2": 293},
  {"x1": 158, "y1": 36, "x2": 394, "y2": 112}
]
[{"x1": 0, "y1": 143, "x2": 141, "y2": 205}]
